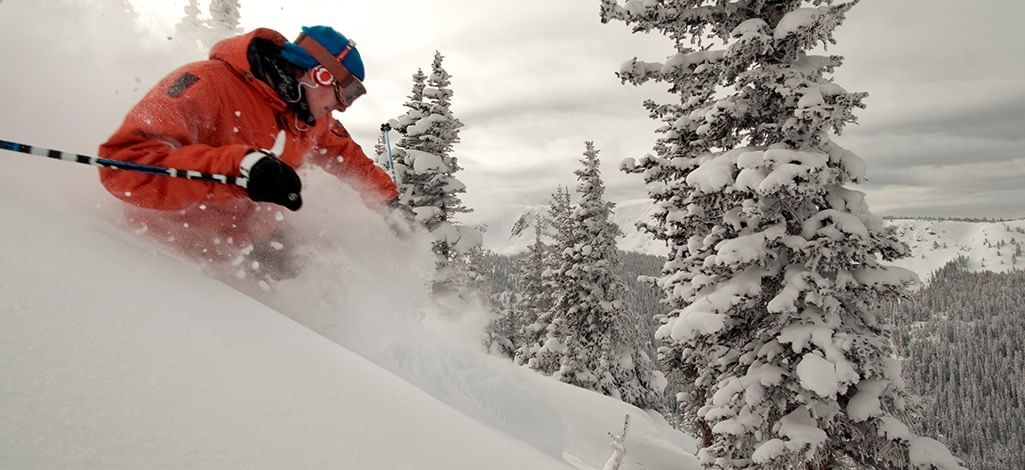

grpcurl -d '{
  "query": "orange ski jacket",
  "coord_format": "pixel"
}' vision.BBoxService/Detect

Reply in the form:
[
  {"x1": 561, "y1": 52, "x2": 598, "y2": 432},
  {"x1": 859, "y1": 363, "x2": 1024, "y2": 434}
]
[{"x1": 98, "y1": 28, "x2": 398, "y2": 255}]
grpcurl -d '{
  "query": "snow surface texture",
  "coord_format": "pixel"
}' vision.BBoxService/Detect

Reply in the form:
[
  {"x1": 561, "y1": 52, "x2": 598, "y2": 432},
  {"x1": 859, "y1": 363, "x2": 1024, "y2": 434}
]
[{"x1": 0, "y1": 159, "x2": 697, "y2": 469}]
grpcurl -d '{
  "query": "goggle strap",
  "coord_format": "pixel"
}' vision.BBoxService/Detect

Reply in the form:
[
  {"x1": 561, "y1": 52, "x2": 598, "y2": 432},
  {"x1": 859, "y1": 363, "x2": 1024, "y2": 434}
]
[{"x1": 295, "y1": 33, "x2": 354, "y2": 86}]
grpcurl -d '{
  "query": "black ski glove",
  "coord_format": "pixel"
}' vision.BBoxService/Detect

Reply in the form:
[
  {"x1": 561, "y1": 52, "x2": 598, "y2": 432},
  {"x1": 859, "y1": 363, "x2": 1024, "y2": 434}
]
[{"x1": 241, "y1": 150, "x2": 303, "y2": 211}]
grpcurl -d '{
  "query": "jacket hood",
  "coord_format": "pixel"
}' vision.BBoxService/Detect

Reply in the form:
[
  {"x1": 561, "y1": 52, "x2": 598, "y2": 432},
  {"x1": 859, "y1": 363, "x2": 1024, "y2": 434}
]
[
  {"x1": 210, "y1": 28, "x2": 288, "y2": 74},
  {"x1": 209, "y1": 28, "x2": 290, "y2": 111}
]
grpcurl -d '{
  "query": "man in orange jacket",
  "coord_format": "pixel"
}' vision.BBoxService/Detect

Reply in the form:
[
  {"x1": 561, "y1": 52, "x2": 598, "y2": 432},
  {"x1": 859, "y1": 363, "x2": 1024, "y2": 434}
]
[{"x1": 99, "y1": 25, "x2": 400, "y2": 280}]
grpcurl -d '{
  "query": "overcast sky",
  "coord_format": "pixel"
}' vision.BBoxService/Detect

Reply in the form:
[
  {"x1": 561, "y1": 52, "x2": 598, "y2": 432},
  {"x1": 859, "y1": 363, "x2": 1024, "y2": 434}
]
[{"x1": 2, "y1": 0, "x2": 1023, "y2": 240}]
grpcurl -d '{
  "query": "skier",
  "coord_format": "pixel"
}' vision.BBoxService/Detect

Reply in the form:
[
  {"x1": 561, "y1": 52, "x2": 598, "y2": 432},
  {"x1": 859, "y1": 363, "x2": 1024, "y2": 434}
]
[{"x1": 98, "y1": 26, "x2": 400, "y2": 279}]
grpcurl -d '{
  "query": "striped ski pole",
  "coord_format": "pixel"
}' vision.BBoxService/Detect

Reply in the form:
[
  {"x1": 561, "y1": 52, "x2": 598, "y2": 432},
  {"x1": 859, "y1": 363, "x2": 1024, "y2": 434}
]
[{"x1": 0, "y1": 138, "x2": 249, "y2": 188}]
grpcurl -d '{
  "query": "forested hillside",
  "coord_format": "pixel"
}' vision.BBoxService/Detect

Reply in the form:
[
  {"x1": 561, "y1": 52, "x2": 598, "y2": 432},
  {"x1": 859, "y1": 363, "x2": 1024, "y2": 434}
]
[{"x1": 892, "y1": 259, "x2": 1025, "y2": 469}]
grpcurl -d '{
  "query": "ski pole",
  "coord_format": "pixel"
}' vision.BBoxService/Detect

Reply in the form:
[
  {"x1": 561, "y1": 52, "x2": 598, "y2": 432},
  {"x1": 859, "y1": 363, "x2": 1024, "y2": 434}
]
[
  {"x1": 380, "y1": 123, "x2": 400, "y2": 184},
  {"x1": 0, "y1": 138, "x2": 248, "y2": 188}
]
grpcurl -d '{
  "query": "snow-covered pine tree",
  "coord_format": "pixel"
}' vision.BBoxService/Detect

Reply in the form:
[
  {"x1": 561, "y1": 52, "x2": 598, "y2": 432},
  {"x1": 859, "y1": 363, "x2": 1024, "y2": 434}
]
[
  {"x1": 395, "y1": 69, "x2": 429, "y2": 143},
  {"x1": 389, "y1": 53, "x2": 479, "y2": 298},
  {"x1": 602, "y1": 1, "x2": 963, "y2": 468},
  {"x1": 484, "y1": 287, "x2": 519, "y2": 359},
  {"x1": 526, "y1": 186, "x2": 574, "y2": 374},
  {"x1": 419, "y1": 51, "x2": 462, "y2": 158},
  {"x1": 514, "y1": 214, "x2": 554, "y2": 366},
  {"x1": 175, "y1": 0, "x2": 206, "y2": 43},
  {"x1": 477, "y1": 246, "x2": 521, "y2": 359},
  {"x1": 208, "y1": 0, "x2": 242, "y2": 35},
  {"x1": 381, "y1": 69, "x2": 427, "y2": 178},
  {"x1": 539, "y1": 142, "x2": 663, "y2": 409}
]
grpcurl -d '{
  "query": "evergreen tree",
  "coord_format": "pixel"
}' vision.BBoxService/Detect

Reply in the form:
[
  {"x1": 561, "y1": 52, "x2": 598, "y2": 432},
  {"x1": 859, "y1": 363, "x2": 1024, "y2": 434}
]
[
  {"x1": 420, "y1": 51, "x2": 463, "y2": 158},
  {"x1": 208, "y1": 0, "x2": 242, "y2": 34},
  {"x1": 485, "y1": 288, "x2": 519, "y2": 359},
  {"x1": 175, "y1": 0, "x2": 206, "y2": 41},
  {"x1": 527, "y1": 186, "x2": 574, "y2": 374},
  {"x1": 602, "y1": 1, "x2": 962, "y2": 468},
  {"x1": 539, "y1": 142, "x2": 664, "y2": 409},
  {"x1": 395, "y1": 68, "x2": 429, "y2": 143},
  {"x1": 475, "y1": 246, "x2": 520, "y2": 359},
  {"x1": 514, "y1": 214, "x2": 554, "y2": 366},
  {"x1": 389, "y1": 54, "x2": 479, "y2": 298}
]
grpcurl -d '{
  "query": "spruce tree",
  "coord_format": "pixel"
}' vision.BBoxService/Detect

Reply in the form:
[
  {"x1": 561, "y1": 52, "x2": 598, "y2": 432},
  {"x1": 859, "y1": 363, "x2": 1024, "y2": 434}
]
[
  {"x1": 175, "y1": 0, "x2": 206, "y2": 42},
  {"x1": 602, "y1": 1, "x2": 963, "y2": 468},
  {"x1": 389, "y1": 54, "x2": 479, "y2": 297},
  {"x1": 395, "y1": 69, "x2": 429, "y2": 144},
  {"x1": 485, "y1": 288, "x2": 519, "y2": 359},
  {"x1": 526, "y1": 186, "x2": 574, "y2": 374},
  {"x1": 539, "y1": 142, "x2": 664, "y2": 409},
  {"x1": 208, "y1": 0, "x2": 242, "y2": 34},
  {"x1": 387, "y1": 69, "x2": 428, "y2": 185},
  {"x1": 514, "y1": 214, "x2": 554, "y2": 366}
]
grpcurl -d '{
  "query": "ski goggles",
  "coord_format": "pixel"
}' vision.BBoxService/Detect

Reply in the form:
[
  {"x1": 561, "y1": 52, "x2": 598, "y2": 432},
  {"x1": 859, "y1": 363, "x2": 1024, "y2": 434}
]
[{"x1": 296, "y1": 34, "x2": 367, "y2": 107}]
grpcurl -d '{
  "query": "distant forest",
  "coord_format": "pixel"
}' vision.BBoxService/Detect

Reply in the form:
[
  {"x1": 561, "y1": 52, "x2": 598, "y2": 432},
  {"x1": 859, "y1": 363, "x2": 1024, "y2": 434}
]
[{"x1": 891, "y1": 258, "x2": 1025, "y2": 469}]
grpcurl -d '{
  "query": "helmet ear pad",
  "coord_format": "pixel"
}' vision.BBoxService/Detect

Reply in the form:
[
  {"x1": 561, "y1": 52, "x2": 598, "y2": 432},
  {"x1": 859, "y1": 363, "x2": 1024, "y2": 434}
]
[{"x1": 310, "y1": 66, "x2": 335, "y2": 86}]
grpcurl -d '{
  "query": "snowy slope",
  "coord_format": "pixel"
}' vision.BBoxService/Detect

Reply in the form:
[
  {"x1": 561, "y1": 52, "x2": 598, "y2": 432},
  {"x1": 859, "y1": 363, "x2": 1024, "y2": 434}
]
[
  {"x1": 886, "y1": 218, "x2": 1025, "y2": 278},
  {"x1": 0, "y1": 157, "x2": 696, "y2": 469},
  {"x1": 492, "y1": 200, "x2": 1025, "y2": 280}
]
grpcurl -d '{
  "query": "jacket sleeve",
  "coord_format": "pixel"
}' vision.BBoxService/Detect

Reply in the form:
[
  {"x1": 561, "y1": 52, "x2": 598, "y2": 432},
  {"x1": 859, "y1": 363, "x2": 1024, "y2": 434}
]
[
  {"x1": 308, "y1": 119, "x2": 400, "y2": 208},
  {"x1": 98, "y1": 66, "x2": 250, "y2": 211}
]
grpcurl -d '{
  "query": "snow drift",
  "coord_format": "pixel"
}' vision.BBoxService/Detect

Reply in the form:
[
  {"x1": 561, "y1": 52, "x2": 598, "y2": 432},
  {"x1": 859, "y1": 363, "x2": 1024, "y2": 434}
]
[{"x1": 0, "y1": 152, "x2": 696, "y2": 470}]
